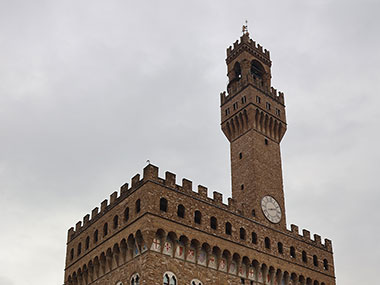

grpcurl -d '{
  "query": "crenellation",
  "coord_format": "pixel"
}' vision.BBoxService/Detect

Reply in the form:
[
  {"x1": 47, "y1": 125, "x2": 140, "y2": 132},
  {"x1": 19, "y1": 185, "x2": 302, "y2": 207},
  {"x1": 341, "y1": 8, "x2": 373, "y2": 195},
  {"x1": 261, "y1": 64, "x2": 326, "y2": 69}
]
[
  {"x1": 290, "y1": 224, "x2": 299, "y2": 235},
  {"x1": 67, "y1": 227, "x2": 74, "y2": 241},
  {"x1": 100, "y1": 199, "x2": 108, "y2": 212},
  {"x1": 278, "y1": 91, "x2": 285, "y2": 104},
  {"x1": 228, "y1": 197, "x2": 236, "y2": 209},
  {"x1": 131, "y1": 173, "x2": 141, "y2": 187},
  {"x1": 314, "y1": 234, "x2": 322, "y2": 245},
  {"x1": 197, "y1": 185, "x2": 208, "y2": 199},
  {"x1": 120, "y1": 182, "x2": 129, "y2": 196},
  {"x1": 165, "y1": 171, "x2": 176, "y2": 188},
  {"x1": 324, "y1": 239, "x2": 332, "y2": 251},
  {"x1": 91, "y1": 207, "x2": 99, "y2": 219},
  {"x1": 257, "y1": 44, "x2": 263, "y2": 53},
  {"x1": 233, "y1": 40, "x2": 239, "y2": 49},
  {"x1": 182, "y1": 178, "x2": 193, "y2": 193},
  {"x1": 143, "y1": 164, "x2": 159, "y2": 181},
  {"x1": 227, "y1": 46, "x2": 232, "y2": 57},
  {"x1": 213, "y1": 191, "x2": 223, "y2": 205},
  {"x1": 83, "y1": 214, "x2": 90, "y2": 225},
  {"x1": 110, "y1": 191, "x2": 118, "y2": 204},
  {"x1": 75, "y1": 221, "x2": 82, "y2": 232},
  {"x1": 302, "y1": 229, "x2": 311, "y2": 239}
]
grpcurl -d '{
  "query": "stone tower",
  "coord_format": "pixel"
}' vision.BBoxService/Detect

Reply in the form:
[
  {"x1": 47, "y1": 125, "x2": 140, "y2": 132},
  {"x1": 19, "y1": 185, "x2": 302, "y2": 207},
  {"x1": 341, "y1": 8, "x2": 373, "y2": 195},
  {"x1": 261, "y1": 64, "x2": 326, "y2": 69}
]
[
  {"x1": 220, "y1": 31, "x2": 287, "y2": 229},
  {"x1": 64, "y1": 30, "x2": 336, "y2": 285}
]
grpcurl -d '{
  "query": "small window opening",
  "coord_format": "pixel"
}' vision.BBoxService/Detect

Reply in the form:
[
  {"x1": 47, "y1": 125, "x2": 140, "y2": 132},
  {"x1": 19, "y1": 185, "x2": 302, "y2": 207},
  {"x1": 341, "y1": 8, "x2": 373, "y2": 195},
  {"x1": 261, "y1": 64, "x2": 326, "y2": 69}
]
[
  {"x1": 77, "y1": 242, "x2": 82, "y2": 256},
  {"x1": 278, "y1": 242, "x2": 283, "y2": 254},
  {"x1": 160, "y1": 198, "x2": 168, "y2": 212},
  {"x1": 241, "y1": 278, "x2": 245, "y2": 284},
  {"x1": 225, "y1": 108, "x2": 230, "y2": 116},
  {"x1": 135, "y1": 199, "x2": 141, "y2": 213},
  {"x1": 85, "y1": 236, "x2": 90, "y2": 250},
  {"x1": 265, "y1": 237, "x2": 271, "y2": 249},
  {"x1": 313, "y1": 255, "x2": 318, "y2": 267},
  {"x1": 239, "y1": 152, "x2": 243, "y2": 159},
  {"x1": 241, "y1": 184, "x2": 244, "y2": 190},
  {"x1": 225, "y1": 222, "x2": 232, "y2": 235},
  {"x1": 256, "y1": 96, "x2": 261, "y2": 104},
  {"x1": 276, "y1": 108, "x2": 281, "y2": 116},
  {"x1": 264, "y1": 138, "x2": 268, "y2": 145},
  {"x1": 233, "y1": 102, "x2": 238, "y2": 110},
  {"x1": 266, "y1": 102, "x2": 271, "y2": 110},
  {"x1": 70, "y1": 248, "x2": 74, "y2": 260},
  {"x1": 251, "y1": 232, "x2": 257, "y2": 244},
  {"x1": 240, "y1": 228, "x2": 246, "y2": 240},
  {"x1": 323, "y1": 259, "x2": 329, "y2": 270},
  {"x1": 210, "y1": 216, "x2": 217, "y2": 230},
  {"x1": 113, "y1": 215, "x2": 119, "y2": 229},
  {"x1": 234, "y1": 62, "x2": 242, "y2": 80},
  {"x1": 250, "y1": 60, "x2": 265, "y2": 79},
  {"x1": 103, "y1": 223, "x2": 108, "y2": 237},
  {"x1": 241, "y1": 96, "x2": 247, "y2": 104},
  {"x1": 194, "y1": 210, "x2": 202, "y2": 224},
  {"x1": 94, "y1": 230, "x2": 98, "y2": 243},
  {"x1": 177, "y1": 204, "x2": 185, "y2": 218},
  {"x1": 251, "y1": 209, "x2": 256, "y2": 217},
  {"x1": 290, "y1": 246, "x2": 296, "y2": 258},
  {"x1": 302, "y1": 251, "x2": 307, "y2": 263},
  {"x1": 124, "y1": 207, "x2": 129, "y2": 221}
]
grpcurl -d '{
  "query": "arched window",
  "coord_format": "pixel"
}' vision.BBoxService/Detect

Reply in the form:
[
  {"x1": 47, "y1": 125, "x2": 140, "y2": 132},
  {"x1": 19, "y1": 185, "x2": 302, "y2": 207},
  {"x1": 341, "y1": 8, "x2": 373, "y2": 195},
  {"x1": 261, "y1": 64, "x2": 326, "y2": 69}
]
[
  {"x1": 124, "y1": 207, "x2": 130, "y2": 221},
  {"x1": 313, "y1": 255, "x2": 319, "y2": 267},
  {"x1": 277, "y1": 242, "x2": 283, "y2": 254},
  {"x1": 113, "y1": 215, "x2": 119, "y2": 229},
  {"x1": 234, "y1": 62, "x2": 242, "y2": 80},
  {"x1": 250, "y1": 60, "x2": 265, "y2": 79},
  {"x1": 264, "y1": 237, "x2": 271, "y2": 249},
  {"x1": 77, "y1": 242, "x2": 82, "y2": 256},
  {"x1": 194, "y1": 210, "x2": 202, "y2": 224},
  {"x1": 302, "y1": 251, "x2": 307, "y2": 263},
  {"x1": 103, "y1": 223, "x2": 108, "y2": 237},
  {"x1": 210, "y1": 216, "x2": 217, "y2": 230},
  {"x1": 225, "y1": 222, "x2": 232, "y2": 235},
  {"x1": 94, "y1": 230, "x2": 98, "y2": 243},
  {"x1": 70, "y1": 248, "x2": 74, "y2": 260},
  {"x1": 240, "y1": 227, "x2": 246, "y2": 240},
  {"x1": 177, "y1": 204, "x2": 185, "y2": 218},
  {"x1": 323, "y1": 259, "x2": 329, "y2": 270},
  {"x1": 135, "y1": 199, "x2": 141, "y2": 213},
  {"x1": 85, "y1": 236, "x2": 90, "y2": 250},
  {"x1": 191, "y1": 279, "x2": 203, "y2": 285},
  {"x1": 160, "y1": 198, "x2": 168, "y2": 212},
  {"x1": 130, "y1": 273, "x2": 140, "y2": 285},
  {"x1": 290, "y1": 246, "x2": 296, "y2": 258},
  {"x1": 251, "y1": 209, "x2": 256, "y2": 217},
  {"x1": 251, "y1": 232, "x2": 257, "y2": 244},
  {"x1": 163, "y1": 271, "x2": 177, "y2": 285}
]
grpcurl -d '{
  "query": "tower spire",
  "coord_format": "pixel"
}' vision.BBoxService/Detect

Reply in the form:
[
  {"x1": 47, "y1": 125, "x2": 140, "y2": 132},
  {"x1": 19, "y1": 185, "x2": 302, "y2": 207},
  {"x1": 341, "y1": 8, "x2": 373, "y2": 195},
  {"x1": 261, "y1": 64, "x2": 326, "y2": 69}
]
[{"x1": 242, "y1": 20, "x2": 249, "y2": 35}]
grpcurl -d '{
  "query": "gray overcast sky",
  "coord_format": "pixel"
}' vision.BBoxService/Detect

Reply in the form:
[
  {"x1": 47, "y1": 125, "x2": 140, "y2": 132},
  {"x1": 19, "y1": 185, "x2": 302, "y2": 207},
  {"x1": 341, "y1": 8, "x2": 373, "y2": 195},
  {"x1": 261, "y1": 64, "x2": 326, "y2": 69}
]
[{"x1": 0, "y1": 0, "x2": 379, "y2": 284}]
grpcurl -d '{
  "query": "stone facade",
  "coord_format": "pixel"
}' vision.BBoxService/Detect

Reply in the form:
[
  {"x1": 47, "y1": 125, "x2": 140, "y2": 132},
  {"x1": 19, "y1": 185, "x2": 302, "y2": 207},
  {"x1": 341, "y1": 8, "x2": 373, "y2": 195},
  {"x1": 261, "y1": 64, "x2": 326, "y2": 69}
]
[{"x1": 64, "y1": 32, "x2": 336, "y2": 285}]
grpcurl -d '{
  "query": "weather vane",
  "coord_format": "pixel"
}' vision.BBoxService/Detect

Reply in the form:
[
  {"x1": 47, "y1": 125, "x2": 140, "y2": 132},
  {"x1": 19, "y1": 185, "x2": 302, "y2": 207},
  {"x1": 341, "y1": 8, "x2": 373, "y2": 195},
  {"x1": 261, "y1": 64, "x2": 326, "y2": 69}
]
[{"x1": 242, "y1": 20, "x2": 249, "y2": 35}]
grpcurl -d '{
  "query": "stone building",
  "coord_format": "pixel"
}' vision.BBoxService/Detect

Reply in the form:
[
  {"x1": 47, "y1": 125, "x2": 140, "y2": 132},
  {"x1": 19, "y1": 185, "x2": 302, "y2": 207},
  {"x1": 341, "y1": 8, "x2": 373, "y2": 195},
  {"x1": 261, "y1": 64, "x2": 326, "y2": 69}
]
[{"x1": 64, "y1": 30, "x2": 336, "y2": 285}]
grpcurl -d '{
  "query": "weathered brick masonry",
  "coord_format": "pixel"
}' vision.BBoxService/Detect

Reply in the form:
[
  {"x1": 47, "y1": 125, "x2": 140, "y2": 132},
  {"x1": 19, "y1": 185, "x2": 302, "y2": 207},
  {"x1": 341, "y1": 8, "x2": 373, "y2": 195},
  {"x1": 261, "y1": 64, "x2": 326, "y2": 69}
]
[{"x1": 64, "y1": 31, "x2": 336, "y2": 285}]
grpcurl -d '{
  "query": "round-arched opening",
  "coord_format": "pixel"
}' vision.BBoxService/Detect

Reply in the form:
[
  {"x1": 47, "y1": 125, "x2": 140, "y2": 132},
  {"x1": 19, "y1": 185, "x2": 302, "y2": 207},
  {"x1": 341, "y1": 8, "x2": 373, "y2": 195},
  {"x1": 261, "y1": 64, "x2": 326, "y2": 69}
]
[{"x1": 250, "y1": 60, "x2": 265, "y2": 78}]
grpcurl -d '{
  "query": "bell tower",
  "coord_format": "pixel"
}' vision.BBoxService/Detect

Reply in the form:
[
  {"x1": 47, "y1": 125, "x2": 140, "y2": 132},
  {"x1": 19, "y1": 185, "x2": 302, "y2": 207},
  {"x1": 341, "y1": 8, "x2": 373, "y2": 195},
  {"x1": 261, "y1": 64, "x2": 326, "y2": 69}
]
[{"x1": 220, "y1": 30, "x2": 287, "y2": 229}]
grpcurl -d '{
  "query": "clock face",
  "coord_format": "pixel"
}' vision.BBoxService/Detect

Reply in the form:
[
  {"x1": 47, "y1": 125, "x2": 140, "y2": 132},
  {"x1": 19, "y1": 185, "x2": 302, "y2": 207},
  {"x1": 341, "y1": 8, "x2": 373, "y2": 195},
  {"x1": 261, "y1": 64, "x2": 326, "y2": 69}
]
[{"x1": 261, "y1": 196, "x2": 281, "y2": 224}]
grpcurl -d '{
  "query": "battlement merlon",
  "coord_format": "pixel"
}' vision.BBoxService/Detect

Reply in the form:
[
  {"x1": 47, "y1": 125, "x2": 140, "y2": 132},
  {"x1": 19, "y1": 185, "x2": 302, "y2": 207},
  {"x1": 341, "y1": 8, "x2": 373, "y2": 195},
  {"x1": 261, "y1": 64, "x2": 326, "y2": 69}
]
[
  {"x1": 220, "y1": 87, "x2": 285, "y2": 105},
  {"x1": 226, "y1": 33, "x2": 271, "y2": 66},
  {"x1": 66, "y1": 164, "x2": 333, "y2": 252}
]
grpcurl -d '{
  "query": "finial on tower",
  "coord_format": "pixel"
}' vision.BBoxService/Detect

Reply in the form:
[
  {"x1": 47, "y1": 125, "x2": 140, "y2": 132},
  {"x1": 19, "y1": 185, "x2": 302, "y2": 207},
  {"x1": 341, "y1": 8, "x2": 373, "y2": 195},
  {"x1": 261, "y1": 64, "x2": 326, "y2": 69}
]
[{"x1": 242, "y1": 20, "x2": 249, "y2": 35}]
